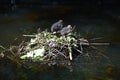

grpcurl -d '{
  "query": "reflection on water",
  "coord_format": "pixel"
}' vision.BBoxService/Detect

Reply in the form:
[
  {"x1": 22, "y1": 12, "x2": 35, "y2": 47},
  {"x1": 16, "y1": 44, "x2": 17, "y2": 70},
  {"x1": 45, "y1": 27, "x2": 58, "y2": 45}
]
[{"x1": 0, "y1": 7, "x2": 120, "y2": 80}]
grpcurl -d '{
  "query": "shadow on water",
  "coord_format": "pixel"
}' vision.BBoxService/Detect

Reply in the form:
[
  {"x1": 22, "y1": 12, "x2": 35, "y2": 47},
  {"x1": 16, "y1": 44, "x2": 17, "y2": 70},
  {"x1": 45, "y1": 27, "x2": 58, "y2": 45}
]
[{"x1": 0, "y1": 6, "x2": 120, "y2": 80}]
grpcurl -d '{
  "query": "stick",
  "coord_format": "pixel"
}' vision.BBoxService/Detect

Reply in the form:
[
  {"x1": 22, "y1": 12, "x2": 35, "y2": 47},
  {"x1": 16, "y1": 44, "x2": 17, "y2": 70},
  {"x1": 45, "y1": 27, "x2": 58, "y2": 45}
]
[
  {"x1": 0, "y1": 45, "x2": 6, "y2": 50},
  {"x1": 89, "y1": 43, "x2": 110, "y2": 45},
  {"x1": 23, "y1": 34, "x2": 36, "y2": 37},
  {"x1": 80, "y1": 43, "x2": 110, "y2": 46}
]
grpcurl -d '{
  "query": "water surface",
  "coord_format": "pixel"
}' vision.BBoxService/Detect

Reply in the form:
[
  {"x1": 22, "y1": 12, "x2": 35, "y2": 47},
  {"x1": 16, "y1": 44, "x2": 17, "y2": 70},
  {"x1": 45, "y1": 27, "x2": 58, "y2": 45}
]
[{"x1": 0, "y1": 6, "x2": 120, "y2": 80}]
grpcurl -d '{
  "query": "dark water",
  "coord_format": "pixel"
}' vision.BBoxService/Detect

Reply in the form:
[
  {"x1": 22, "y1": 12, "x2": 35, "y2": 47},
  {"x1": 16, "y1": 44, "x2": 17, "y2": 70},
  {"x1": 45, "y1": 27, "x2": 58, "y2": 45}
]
[{"x1": 0, "y1": 6, "x2": 120, "y2": 80}]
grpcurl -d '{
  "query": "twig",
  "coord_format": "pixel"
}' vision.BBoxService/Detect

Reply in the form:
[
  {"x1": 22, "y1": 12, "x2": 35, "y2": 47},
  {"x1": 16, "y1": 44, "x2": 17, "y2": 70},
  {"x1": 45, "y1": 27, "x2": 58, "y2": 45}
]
[
  {"x1": 90, "y1": 37, "x2": 103, "y2": 40},
  {"x1": 6, "y1": 56, "x2": 22, "y2": 66},
  {"x1": 74, "y1": 48, "x2": 83, "y2": 54},
  {"x1": 23, "y1": 34, "x2": 36, "y2": 37},
  {"x1": 80, "y1": 43, "x2": 110, "y2": 46},
  {"x1": 89, "y1": 43, "x2": 110, "y2": 46},
  {"x1": 79, "y1": 42, "x2": 83, "y2": 53},
  {"x1": 0, "y1": 45, "x2": 6, "y2": 50},
  {"x1": 54, "y1": 48, "x2": 67, "y2": 58}
]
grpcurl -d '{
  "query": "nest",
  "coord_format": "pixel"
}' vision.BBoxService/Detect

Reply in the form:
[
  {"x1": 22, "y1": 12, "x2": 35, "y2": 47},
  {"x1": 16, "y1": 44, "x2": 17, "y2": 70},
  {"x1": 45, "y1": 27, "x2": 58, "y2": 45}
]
[{"x1": 0, "y1": 29, "x2": 109, "y2": 71}]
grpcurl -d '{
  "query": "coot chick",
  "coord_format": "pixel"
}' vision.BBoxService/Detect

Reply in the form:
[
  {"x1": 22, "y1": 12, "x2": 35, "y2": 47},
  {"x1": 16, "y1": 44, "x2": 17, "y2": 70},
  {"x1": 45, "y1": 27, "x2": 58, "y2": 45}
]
[
  {"x1": 60, "y1": 25, "x2": 72, "y2": 35},
  {"x1": 51, "y1": 20, "x2": 63, "y2": 32}
]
